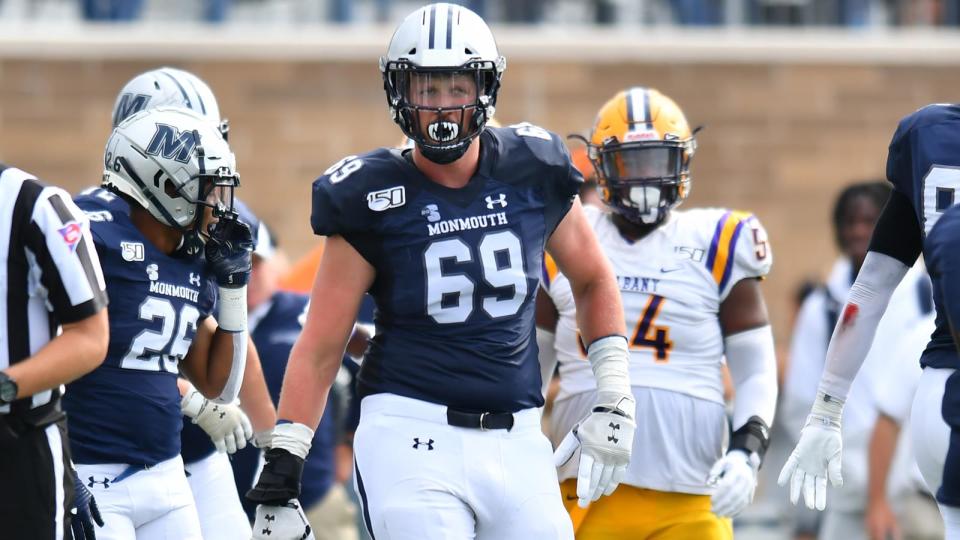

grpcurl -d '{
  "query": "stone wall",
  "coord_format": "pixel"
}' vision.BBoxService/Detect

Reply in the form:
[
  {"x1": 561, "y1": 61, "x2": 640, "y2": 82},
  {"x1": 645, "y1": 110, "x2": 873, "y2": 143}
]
[{"x1": 3, "y1": 28, "x2": 959, "y2": 342}]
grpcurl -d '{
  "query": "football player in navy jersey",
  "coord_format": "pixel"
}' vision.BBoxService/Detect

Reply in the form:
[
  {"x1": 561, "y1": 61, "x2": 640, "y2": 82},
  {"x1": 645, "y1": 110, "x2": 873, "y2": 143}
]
[
  {"x1": 109, "y1": 67, "x2": 278, "y2": 540},
  {"x1": 246, "y1": 4, "x2": 634, "y2": 540},
  {"x1": 779, "y1": 103, "x2": 960, "y2": 537},
  {"x1": 65, "y1": 106, "x2": 252, "y2": 540}
]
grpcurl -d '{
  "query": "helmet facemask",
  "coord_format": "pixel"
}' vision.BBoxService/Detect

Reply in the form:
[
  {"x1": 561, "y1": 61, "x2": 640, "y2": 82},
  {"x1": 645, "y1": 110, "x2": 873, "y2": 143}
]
[
  {"x1": 383, "y1": 59, "x2": 501, "y2": 164},
  {"x1": 113, "y1": 145, "x2": 240, "y2": 257},
  {"x1": 591, "y1": 137, "x2": 693, "y2": 226}
]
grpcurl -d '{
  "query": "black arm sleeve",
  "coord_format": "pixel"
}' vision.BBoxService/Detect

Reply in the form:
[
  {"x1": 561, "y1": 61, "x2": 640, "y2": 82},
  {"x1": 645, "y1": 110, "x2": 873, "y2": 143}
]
[{"x1": 868, "y1": 189, "x2": 923, "y2": 267}]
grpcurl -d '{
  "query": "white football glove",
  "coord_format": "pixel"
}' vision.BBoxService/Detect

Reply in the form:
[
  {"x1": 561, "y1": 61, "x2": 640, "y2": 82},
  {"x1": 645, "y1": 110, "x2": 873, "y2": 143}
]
[
  {"x1": 707, "y1": 450, "x2": 758, "y2": 517},
  {"x1": 253, "y1": 500, "x2": 315, "y2": 540},
  {"x1": 777, "y1": 391, "x2": 844, "y2": 511},
  {"x1": 553, "y1": 394, "x2": 636, "y2": 508},
  {"x1": 181, "y1": 389, "x2": 253, "y2": 454}
]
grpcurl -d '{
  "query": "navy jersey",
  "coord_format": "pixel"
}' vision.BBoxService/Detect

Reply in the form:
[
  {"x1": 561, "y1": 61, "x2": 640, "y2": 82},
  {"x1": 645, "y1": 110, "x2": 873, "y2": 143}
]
[
  {"x1": 65, "y1": 188, "x2": 217, "y2": 466},
  {"x1": 233, "y1": 291, "x2": 338, "y2": 515},
  {"x1": 886, "y1": 104, "x2": 960, "y2": 368},
  {"x1": 311, "y1": 125, "x2": 582, "y2": 413},
  {"x1": 926, "y1": 204, "x2": 960, "y2": 352}
]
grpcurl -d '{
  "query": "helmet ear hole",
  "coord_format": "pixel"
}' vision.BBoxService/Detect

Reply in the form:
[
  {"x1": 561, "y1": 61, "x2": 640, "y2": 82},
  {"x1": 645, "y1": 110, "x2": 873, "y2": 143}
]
[{"x1": 163, "y1": 178, "x2": 181, "y2": 199}]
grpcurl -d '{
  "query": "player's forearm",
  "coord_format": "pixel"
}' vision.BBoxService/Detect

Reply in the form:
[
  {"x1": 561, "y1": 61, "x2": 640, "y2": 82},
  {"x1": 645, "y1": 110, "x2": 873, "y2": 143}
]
[
  {"x1": 197, "y1": 328, "x2": 247, "y2": 403},
  {"x1": 727, "y1": 326, "x2": 778, "y2": 429},
  {"x1": 276, "y1": 336, "x2": 342, "y2": 430},
  {"x1": 570, "y1": 272, "x2": 627, "y2": 344},
  {"x1": 238, "y1": 337, "x2": 277, "y2": 433},
  {"x1": 819, "y1": 251, "x2": 908, "y2": 400},
  {"x1": 5, "y1": 310, "x2": 108, "y2": 397},
  {"x1": 867, "y1": 413, "x2": 900, "y2": 505}
]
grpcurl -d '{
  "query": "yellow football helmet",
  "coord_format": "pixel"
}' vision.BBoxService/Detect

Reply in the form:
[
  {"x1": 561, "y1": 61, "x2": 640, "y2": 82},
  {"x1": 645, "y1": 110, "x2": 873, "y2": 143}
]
[{"x1": 588, "y1": 87, "x2": 696, "y2": 225}]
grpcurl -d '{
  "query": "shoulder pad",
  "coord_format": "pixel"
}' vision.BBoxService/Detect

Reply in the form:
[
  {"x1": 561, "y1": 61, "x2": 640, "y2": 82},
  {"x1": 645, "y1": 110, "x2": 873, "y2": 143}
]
[
  {"x1": 700, "y1": 209, "x2": 772, "y2": 297},
  {"x1": 491, "y1": 123, "x2": 570, "y2": 169},
  {"x1": 487, "y1": 124, "x2": 583, "y2": 210},
  {"x1": 310, "y1": 148, "x2": 405, "y2": 237}
]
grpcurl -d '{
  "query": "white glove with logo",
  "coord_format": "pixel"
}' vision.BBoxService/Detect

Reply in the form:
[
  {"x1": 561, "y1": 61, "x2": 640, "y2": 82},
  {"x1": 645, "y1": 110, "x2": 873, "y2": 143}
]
[
  {"x1": 778, "y1": 391, "x2": 844, "y2": 511},
  {"x1": 181, "y1": 389, "x2": 253, "y2": 454},
  {"x1": 707, "y1": 450, "x2": 759, "y2": 517},
  {"x1": 252, "y1": 500, "x2": 315, "y2": 540},
  {"x1": 553, "y1": 394, "x2": 636, "y2": 508}
]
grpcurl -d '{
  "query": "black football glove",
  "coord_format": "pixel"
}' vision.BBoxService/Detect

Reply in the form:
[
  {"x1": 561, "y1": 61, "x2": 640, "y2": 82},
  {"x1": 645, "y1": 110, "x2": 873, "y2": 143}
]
[
  {"x1": 204, "y1": 217, "x2": 253, "y2": 288},
  {"x1": 70, "y1": 469, "x2": 104, "y2": 539},
  {"x1": 247, "y1": 448, "x2": 305, "y2": 506}
]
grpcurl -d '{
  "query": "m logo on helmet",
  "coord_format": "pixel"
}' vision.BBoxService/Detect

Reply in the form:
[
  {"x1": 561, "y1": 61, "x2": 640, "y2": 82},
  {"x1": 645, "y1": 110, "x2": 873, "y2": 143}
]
[
  {"x1": 113, "y1": 93, "x2": 151, "y2": 126},
  {"x1": 145, "y1": 123, "x2": 199, "y2": 164}
]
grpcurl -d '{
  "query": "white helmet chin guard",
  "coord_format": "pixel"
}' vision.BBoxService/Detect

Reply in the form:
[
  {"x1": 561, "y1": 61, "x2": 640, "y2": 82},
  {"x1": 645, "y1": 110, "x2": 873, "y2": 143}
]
[
  {"x1": 111, "y1": 67, "x2": 228, "y2": 139},
  {"x1": 102, "y1": 106, "x2": 239, "y2": 234},
  {"x1": 380, "y1": 3, "x2": 506, "y2": 164}
]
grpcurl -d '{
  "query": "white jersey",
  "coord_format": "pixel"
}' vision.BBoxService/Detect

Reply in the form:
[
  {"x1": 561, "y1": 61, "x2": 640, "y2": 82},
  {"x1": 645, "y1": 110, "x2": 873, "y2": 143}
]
[{"x1": 544, "y1": 205, "x2": 772, "y2": 493}]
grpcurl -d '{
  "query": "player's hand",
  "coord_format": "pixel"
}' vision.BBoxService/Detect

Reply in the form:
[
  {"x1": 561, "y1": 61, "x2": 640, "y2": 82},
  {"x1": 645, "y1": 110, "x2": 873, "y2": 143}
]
[
  {"x1": 707, "y1": 450, "x2": 758, "y2": 517},
  {"x1": 247, "y1": 447, "x2": 306, "y2": 505},
  {"x1": 204, "y1": 216, "x2": 253, "y2": 288},
  {"x1": 777, "y1": 413, "x2": 843, "y2": 511},
  {"x1": 181, "y1": 389, "x2": 252, "y2": 454},
  {"x1": 553, "y1": 394, "x2": 635, "y2": 508},
  {"x1": 70, "y1": 468, "x2": 104, "y2": 539},
  {"x1": 865, "y1": 497, "x2": 902, "y2": 540},
  {"x1": 252, "y1": 500, "x2": 315, "y2": 540}
]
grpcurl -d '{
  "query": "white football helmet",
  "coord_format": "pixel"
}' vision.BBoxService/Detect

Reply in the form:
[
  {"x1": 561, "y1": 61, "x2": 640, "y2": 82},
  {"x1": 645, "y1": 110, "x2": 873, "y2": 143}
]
[
  {"x1": 380, "y1": 3, "x2": 506, "y2": 164},
  {"x1": 111, "y1": 67, "x2": 228, "y2": 138},
  {"x1": 102, "y1": 107, "x2": 239, "y2": 233}
]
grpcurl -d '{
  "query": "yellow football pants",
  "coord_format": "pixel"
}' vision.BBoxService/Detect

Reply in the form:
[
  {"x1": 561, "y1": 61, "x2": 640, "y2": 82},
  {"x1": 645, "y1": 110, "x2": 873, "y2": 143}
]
[{"x1": 560, "y1": 479, "x2": 733, "y2": 540}]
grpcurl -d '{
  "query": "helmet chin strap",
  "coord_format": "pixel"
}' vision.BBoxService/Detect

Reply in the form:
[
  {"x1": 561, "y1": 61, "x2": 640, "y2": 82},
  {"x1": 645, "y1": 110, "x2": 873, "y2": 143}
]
[{"x1": 419, "y1": 141, "x2": 470, "y2": 165}]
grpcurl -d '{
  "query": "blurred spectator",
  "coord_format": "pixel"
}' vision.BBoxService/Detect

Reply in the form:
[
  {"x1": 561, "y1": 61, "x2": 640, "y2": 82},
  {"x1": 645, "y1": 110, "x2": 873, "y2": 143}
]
[
  {"x1": 503, "y1": 0, "x2": 549, "y2": 23},
  {"x1": 81, "y1": 0, "x2": 144, "y2": 21},
  {"x1": 782, "y1": 181, "x2": 933, "y2": 540},
  {"x1": 670, "y1": 0, "x2": 724, "y2": 25}
]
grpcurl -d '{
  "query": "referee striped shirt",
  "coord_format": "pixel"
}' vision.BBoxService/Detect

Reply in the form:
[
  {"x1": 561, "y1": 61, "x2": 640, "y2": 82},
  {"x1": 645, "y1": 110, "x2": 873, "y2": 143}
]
[{"x1": 0, "y1": 164, "x2": 107, "y2": 422}]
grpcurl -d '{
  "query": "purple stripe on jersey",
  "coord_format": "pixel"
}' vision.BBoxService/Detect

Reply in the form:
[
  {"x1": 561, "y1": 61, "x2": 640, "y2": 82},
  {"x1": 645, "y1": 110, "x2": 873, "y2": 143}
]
[{"x1": 705, "y1": 210, "x2": 731, "y2": 271}]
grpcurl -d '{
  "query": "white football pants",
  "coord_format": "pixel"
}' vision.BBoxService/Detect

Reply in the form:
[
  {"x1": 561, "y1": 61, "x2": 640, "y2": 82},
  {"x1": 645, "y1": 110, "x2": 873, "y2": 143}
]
[
  {"x1": 184, "y1": 451, "x2": 252, "y2": 540},
  {"x1": 352, "y1": 393, "x2": 573, "y2": 540},
  {"x1": 76, "y1": 455, "x2": 202, "y2": 540}
]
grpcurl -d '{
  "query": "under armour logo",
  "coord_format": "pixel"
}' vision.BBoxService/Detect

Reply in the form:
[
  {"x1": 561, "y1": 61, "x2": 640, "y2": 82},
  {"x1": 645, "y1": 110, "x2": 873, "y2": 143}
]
[
  {"x1": 189, "y1": 272, "x2": 201, "y2": 287},
  {"x1": 485, "y1": 194, "x2": 507, "y2": 209},
  {"x1": 210, "y1": 404, "x2": 226, "y2": 419},
  {"x1": 412, "y1": 437, "x2": 434, "y2": 450},
  {"x1": 607, "y1": 422, "x2": 621, "y2": 444},
  {"x1": 87, "y1": 476, "x2": 110, "y2": 489},
  {"x1": 261, "y1": 512, "x2": 276, "y2": 535}
]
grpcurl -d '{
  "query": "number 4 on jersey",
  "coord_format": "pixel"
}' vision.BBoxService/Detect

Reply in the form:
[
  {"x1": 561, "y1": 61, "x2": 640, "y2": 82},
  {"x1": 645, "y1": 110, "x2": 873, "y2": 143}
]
[
  {"x1": 632, "y1": 295, "x2": 672, "y2": 362},
  {"x1": 576, "y1": 294, "x2": 672, "y2": 362}
]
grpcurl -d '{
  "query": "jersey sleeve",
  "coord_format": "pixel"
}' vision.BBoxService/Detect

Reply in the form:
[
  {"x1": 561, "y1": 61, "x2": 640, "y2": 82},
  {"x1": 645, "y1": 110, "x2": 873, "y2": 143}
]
[
  {"x1": 26, "y1": 186, "x2": 108, "y2": 324},
  {"x1": 704, "y1": 211, "x2": 772, "y2": 300},
  {"x1": 885, "y1": 110, "x2": 916, "y2": 197},
  {"x1": 309, "y1": 155, "x2": 382, "y2": 265}
]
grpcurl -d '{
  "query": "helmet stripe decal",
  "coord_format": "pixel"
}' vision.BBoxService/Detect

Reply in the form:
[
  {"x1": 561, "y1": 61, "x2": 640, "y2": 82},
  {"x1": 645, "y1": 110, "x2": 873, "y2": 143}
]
[
  {"x1": 642, "y1": 89, "x2": 652, "y2": 127},
  {"x1": 160, "y1": 71, "x2": 193, "y2": 110},
  {"x1": 627, "y1": 87, "x2": 647, "y2": 130},
  {"x1": 445, "y1": 4, "x2": 454, "y2": 49},
  {"x1": 183, "y1": 78, "x2": 207, "y2": 116},
  {"x1": 428, "y1": 4, "x2": 437, "y2": 49}
]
